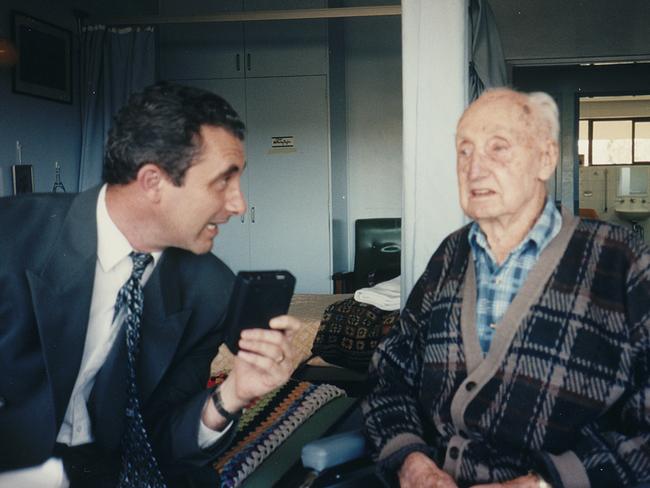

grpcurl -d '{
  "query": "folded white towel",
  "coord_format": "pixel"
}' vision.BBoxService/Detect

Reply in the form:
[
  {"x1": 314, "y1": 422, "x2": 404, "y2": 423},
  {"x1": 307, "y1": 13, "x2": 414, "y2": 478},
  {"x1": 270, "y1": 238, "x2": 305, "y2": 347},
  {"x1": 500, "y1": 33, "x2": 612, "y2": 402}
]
[{"x1": 354, "y1": 276, "x2": 401, "y2": 311}]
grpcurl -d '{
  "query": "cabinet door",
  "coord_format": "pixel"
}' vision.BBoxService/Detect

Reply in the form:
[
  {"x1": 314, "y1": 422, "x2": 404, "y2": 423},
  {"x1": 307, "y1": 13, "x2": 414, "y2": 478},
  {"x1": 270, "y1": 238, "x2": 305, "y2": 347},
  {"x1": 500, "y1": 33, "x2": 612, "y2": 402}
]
[
  {"x1": 243, "y1": 0, "x2": 328, "y2": 77},
  {"x1": 159, "y1": 0, "x2": 245, "y2": 80},
  {"x1": 246, "y1": 76, "x2": 331, "y2": 293},
  {"x1": 172, "y1": 78, "x2": 252, "y2": 272}
]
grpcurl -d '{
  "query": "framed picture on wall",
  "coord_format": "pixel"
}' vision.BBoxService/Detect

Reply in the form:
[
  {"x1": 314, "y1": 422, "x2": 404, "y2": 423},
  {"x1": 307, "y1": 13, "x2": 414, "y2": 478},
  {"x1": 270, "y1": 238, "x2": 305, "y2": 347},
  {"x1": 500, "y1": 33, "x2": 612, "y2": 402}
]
[{"x1": 12, "y1": 11, "x2": 72, "y2": 104}]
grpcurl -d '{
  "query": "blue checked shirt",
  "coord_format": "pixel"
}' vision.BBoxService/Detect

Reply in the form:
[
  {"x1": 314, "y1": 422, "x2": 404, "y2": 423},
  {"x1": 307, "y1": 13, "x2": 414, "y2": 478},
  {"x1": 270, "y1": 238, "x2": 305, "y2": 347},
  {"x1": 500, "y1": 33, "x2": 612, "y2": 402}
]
[{"x1": 469, "y1": 199, "x2": 562, "y2": 353}]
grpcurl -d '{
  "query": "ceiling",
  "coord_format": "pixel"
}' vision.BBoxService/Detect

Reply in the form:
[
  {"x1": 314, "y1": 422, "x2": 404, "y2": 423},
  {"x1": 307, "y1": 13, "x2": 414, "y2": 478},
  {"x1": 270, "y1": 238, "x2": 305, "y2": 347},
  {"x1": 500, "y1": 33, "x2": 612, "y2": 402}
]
[{"x1": 488, "y1": 0, "x2": 650, "y2": 65}]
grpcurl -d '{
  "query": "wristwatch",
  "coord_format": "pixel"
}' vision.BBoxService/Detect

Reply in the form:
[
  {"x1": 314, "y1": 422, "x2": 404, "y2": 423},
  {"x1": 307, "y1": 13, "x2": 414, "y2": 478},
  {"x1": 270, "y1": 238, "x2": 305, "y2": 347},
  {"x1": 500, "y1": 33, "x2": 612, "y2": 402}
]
[{"x1": 211, "y1": 387, "x2": 242, "y2": 423}]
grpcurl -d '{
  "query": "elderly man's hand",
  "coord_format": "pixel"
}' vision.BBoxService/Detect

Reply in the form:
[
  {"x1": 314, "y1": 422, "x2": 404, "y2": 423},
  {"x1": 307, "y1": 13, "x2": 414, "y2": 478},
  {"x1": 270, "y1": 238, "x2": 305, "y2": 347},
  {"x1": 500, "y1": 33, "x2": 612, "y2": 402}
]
[
  {"x1": 469, "y1": 473, "x2": 543, "y2": 488},
  {"x1": 399, "y1": 452, "x2": 458, "y2": 488},
  {"x1": 202, "y1": 315, "x2": 301, "y2": 429}
]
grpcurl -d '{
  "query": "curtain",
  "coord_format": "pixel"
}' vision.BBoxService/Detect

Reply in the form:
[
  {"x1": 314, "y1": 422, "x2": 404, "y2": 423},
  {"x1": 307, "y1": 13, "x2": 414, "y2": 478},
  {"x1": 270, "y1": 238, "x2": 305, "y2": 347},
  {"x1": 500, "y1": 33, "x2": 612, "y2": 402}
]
[
  {"x1": 78, "y1": 26, "x2": 156, "y2": 191},
  {"x1": 469, "y1": 0, "x2": 507, "y2": 101}
]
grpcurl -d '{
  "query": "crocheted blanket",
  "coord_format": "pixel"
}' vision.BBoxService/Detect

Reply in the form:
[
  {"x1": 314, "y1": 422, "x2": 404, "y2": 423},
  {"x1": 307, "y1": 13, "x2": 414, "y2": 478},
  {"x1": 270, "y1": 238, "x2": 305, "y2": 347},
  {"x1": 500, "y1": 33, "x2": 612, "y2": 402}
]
[{"x1": 208, "y1": 375, "x2": 346, "y2": 487}]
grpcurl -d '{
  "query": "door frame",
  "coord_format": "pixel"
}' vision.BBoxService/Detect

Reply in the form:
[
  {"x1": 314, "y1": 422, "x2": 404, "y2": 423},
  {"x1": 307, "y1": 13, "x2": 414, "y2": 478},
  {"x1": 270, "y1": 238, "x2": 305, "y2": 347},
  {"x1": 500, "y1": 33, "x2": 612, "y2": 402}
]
[{"x1": 512, "y1": 63, "x2": 650, "y2": 214}]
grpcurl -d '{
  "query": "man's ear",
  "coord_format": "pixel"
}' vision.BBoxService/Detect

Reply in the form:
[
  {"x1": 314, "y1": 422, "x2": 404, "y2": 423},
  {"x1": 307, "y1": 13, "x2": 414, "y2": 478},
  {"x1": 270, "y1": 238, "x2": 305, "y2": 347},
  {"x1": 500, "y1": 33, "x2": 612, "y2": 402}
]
[
  {"x1": 537, "y1": 139, "x2": 559, "y2": 182},
  {"x1": 136, "y1": 163, "x2": 163, "y2": 202}
]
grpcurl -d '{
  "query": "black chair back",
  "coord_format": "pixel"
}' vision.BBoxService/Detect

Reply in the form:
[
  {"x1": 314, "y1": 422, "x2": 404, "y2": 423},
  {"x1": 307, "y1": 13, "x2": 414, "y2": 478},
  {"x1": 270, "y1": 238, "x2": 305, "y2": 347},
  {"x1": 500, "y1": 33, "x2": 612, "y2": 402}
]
[{"x1": 352, "y1": 218, "x2": 401, "y2": 290}]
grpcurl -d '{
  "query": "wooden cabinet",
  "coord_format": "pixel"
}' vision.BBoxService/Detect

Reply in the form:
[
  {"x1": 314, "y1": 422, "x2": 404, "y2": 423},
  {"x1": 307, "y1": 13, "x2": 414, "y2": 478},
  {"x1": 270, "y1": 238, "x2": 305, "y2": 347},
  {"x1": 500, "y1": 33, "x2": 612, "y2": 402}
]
[
  {"x1": 244, "y1": 75, "x2": 331, "y2": 293},
  {"x1": 159, "y1": 0, "x2": 245, "y2": 80},
  {"x1": 243, "y1": 0, "x2": 327, "y2": 77},
  {"x1": 159, "y1": 0, "x2": 327, "y2": 80}
]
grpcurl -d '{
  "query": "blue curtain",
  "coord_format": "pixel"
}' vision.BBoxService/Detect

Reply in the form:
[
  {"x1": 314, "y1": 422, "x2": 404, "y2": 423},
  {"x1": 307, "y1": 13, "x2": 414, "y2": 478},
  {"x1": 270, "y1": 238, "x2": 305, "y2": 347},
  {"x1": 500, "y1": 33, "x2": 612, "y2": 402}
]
[{"x1": 78, "y1": 26, "x2": 156, "y2": 191}]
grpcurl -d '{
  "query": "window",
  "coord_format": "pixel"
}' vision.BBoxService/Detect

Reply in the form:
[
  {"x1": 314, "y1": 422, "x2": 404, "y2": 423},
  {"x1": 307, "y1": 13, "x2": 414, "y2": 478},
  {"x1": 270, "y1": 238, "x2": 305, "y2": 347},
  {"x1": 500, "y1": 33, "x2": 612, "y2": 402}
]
[
  {"x1": 578, "y1": 120, "x2": 589, "y2": 165},
  {"x1": 578, "y1": 118, "x2": 650, "y2": 165},
  {"x1": 635, "y1": 122, "x2": 650, "y2": 162},
  {"x1": 592, "y1": 120, "x2": 632, "y2": 165}
]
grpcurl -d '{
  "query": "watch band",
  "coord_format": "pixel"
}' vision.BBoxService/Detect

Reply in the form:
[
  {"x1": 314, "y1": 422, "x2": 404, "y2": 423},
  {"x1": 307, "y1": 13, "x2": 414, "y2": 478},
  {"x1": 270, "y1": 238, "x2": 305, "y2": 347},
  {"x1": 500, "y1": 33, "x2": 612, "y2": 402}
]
[{"x1": 211, "y1": 387, "x2": 242, "y2": 423}]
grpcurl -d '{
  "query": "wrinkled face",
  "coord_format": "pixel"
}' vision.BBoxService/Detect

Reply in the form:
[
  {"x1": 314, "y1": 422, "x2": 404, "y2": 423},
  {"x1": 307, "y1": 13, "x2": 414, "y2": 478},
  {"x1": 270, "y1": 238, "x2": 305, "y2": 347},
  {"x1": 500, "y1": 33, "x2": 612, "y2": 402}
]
[
  {"x1": 159, "y1": 125, "x2": 246, "y2": 254},
  {"x1": 456, "y1": 95, "x2": 554, "y2": 227}
]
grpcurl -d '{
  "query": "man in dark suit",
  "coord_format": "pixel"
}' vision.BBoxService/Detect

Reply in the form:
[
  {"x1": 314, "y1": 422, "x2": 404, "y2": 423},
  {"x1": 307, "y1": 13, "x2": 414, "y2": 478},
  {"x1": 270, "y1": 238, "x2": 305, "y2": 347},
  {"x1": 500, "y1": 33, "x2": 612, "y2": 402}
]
[{"x1": 0, "y1": 83, "x2": 300, "y2": 487}]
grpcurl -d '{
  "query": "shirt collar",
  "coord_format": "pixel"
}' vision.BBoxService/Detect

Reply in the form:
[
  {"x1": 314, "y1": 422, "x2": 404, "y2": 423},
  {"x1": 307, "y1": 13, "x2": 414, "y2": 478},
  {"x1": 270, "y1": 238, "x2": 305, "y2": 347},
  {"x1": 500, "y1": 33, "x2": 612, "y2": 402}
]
[
  {"x1": 468, "y1": 198, "x2": 562, "y2": 262},
  {"x1": 96, "y1": 184, "x2": 162, "y2": 272},
  {"x1": 526, "y1": 198, "x2": 562, "y2": 252}
]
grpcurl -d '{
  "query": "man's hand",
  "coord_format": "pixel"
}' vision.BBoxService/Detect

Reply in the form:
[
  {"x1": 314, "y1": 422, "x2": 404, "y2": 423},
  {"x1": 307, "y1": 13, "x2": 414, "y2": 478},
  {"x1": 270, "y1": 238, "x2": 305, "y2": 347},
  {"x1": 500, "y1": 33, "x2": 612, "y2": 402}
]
[
  {"x1": 229, "y1": 314, "x2": 300, "y2": 400},
  {"x1": 469, "y1": 473, "x2": 543, "y2": 488},
  {"x1": 399, "y1": 452, "x2": 458, "y2": 488},
  {"x1": 202, "y1": 315, "x2": 301, "y2": 429}
]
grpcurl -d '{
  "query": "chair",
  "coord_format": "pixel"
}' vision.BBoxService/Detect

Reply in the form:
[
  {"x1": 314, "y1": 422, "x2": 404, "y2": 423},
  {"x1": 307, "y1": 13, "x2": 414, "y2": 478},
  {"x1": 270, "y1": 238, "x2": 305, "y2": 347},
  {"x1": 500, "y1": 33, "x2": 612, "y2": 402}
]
[
  {"x1": 301, "y1": 430, "x2": 376, "y2": 486},
  {"x1": 332, "y1": 218, "x2": 401, "y2": 294},
  {"x1": 300, "y1": 412, "x2": 388, "y2": 487}
]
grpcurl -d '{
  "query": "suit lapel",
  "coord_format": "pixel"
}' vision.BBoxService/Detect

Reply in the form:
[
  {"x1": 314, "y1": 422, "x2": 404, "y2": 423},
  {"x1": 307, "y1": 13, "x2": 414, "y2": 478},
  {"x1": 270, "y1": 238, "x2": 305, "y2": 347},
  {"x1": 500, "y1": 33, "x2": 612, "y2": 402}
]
[
  {"x1": 27, "y1": 187, "x2": 100, "y2": 426},
  {"x1": 138, "y1": 253, "x2": 191, "y2": 402},
  {"x1": 29, "y1": 187, "x2": 192, "y2": 444},
  {"x1": 90, "y1": 325, "x2": 127, "y2": 450}
]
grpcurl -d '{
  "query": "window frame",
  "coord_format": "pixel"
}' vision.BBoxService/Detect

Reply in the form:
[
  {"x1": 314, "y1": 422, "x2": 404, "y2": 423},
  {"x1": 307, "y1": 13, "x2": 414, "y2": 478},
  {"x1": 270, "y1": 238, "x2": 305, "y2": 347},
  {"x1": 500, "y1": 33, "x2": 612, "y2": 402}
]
[{"x1": 579, "y1": 116, "x2": 650, "y2": 166}]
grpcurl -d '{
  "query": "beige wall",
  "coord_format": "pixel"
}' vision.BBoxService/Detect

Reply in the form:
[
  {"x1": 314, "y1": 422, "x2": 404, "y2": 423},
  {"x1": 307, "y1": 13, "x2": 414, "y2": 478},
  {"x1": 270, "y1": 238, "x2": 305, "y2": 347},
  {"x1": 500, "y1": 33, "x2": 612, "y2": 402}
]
[{"x1": 580, "y1": 98, "x2": 650, "y2": 119}]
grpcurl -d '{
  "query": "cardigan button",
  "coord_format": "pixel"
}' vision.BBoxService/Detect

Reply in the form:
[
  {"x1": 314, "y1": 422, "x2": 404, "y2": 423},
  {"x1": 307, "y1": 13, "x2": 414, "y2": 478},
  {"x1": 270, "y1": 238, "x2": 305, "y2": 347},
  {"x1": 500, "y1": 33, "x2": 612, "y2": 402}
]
[
  {"x1": 449, "y1": 446, "x2": 459, "y2": 460},
  {"x1": 465, "y1": 381, "x2": 477, "y2": 392}
]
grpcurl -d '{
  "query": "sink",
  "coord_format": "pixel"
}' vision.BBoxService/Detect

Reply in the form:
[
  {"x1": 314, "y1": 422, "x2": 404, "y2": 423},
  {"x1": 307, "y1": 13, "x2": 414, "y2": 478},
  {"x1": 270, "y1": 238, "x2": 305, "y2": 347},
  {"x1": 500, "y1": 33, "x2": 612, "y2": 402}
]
[{"x1": 615, "y1": 207, "x2": 650, "y2": 222}]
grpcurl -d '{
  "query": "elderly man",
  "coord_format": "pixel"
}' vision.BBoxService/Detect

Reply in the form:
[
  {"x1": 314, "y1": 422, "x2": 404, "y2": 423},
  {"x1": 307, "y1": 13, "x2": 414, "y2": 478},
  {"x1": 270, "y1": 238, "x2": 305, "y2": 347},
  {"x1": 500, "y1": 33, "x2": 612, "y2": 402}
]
[{"x1": 362, "y1": 88, "x2": 650, "y2": 488}]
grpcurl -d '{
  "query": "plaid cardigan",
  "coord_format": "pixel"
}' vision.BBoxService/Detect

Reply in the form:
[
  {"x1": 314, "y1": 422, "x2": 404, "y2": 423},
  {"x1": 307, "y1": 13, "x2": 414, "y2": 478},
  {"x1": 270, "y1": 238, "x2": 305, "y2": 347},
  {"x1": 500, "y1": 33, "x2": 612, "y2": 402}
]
[{"x1": 362, "y1": 211, "x2": 650, "y2": 488}]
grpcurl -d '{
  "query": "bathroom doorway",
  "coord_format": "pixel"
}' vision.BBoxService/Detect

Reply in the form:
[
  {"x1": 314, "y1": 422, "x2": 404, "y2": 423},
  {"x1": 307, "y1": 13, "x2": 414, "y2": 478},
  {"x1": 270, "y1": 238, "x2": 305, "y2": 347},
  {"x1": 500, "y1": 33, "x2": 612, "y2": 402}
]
[{"x1": 577, "y1": 94, "x2": 650, "y2": 242}]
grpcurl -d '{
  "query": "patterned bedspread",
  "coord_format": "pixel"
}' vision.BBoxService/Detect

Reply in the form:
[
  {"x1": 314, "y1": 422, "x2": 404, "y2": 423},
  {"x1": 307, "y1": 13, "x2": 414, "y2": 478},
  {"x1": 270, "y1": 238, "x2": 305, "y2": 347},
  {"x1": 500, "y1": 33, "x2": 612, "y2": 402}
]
[
  {"x1": 211, "y1": 294, "x2": 352, "y2": 374},
  {"x1": 208, "y1": 375, "x2": 346, "y2": 487}
]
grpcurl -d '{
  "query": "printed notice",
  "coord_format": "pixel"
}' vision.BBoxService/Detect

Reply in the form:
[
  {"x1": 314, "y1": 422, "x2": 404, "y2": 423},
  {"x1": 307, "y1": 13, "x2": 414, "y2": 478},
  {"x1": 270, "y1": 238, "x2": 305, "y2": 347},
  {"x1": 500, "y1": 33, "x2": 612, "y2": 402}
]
[
  {"x1": 268, "y1": 136, "x2": 297, "y2": 154},
  {"x1": 271, "y1": 136, "x2": 294, "y2": 148}
]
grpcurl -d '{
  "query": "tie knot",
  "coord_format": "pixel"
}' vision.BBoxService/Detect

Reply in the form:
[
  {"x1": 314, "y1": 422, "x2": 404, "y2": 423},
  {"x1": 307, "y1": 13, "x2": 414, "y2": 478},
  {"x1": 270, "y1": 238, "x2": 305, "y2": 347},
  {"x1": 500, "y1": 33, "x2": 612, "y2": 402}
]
[{"x1": 129, "y1": 251, "x2": 153, "y2": 279}]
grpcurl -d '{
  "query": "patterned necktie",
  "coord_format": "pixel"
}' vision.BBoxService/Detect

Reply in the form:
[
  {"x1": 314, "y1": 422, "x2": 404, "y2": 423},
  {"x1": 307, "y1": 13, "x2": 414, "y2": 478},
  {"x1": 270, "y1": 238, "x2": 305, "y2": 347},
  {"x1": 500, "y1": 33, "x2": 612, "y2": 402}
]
[{"x1": 114, "y1": 252, "x2": 166, "y2": 488}]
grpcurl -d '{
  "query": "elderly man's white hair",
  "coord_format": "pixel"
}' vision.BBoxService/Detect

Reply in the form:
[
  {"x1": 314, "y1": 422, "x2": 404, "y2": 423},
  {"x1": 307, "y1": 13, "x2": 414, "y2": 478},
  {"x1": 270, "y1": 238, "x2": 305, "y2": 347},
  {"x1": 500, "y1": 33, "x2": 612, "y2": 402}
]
[{"x1": 527, "y1": 91, "x2": 560, "y2": 145}]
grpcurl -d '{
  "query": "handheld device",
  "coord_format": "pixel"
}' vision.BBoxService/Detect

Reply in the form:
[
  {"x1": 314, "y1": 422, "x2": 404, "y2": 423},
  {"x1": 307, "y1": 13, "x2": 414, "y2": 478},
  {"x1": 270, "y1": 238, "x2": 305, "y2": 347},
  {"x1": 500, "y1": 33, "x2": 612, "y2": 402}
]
[{"x1": 224, "y1": 270, "x2": 296, "y2": 353}]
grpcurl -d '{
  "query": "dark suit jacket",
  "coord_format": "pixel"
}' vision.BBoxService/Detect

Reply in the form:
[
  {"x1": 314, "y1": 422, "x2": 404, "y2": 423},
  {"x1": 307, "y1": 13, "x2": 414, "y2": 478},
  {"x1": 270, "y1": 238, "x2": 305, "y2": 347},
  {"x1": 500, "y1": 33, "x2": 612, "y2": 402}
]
[{"x1": 0, "y1": 187, "x2": 236, "y2": 484}]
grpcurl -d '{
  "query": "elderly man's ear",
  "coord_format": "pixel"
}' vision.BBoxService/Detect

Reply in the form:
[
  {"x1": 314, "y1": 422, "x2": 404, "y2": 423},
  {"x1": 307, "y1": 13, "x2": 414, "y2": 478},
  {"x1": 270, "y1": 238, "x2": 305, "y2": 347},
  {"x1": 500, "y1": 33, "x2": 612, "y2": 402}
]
[{"x1": 537, "y1": 140, "x2": 559, "y2": 182}]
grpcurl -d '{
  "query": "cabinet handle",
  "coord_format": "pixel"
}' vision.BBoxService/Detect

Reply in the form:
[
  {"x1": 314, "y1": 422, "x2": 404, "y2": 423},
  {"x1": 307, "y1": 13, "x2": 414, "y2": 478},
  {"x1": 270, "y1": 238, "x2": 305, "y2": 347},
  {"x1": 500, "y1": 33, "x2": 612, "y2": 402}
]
[
  {"x1": 251, "y1": 206, "x2": 255, "y2": 223},
  {"x1": 240, "y1": 214, "x2": 245, "y2": 223},
  {"x1": 236, "y1": 53, "x2": 240, "y2": 71},
  {"x1": 247, "y1": 53, "x2": 251, "y2": 71}
]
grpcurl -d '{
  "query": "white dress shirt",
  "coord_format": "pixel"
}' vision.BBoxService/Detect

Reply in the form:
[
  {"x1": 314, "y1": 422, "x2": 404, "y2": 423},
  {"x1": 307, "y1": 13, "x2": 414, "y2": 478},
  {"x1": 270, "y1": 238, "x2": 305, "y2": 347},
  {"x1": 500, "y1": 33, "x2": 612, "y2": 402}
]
[{"x1": 0, "y1": 185, "x2": 228, "y2": 488}]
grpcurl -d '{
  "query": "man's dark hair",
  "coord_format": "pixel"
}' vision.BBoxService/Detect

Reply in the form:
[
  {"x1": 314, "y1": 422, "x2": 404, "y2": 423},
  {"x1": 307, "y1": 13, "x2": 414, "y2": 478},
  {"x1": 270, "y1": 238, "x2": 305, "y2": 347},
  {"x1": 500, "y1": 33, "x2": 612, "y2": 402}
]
[{"x1": 103, "y1": 82, "x2": 245, "y2": 185}]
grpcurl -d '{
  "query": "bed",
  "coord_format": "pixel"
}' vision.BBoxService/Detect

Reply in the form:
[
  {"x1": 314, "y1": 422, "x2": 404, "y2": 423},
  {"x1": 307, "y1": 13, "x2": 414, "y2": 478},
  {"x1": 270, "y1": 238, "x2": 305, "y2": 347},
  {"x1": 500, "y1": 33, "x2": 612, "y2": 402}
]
[
  {"x1": 210, "y1": 293, "x2": 353, "y2": 377},
  {"x1": 207, "y1": 293, "x2": 357, "y2": 487},
  {"x1": 208, "y1": 218, "x2": 402, "y2": 485},
  {"x1": 207, "y1": 292, "x2": 399, "y2": 486}
]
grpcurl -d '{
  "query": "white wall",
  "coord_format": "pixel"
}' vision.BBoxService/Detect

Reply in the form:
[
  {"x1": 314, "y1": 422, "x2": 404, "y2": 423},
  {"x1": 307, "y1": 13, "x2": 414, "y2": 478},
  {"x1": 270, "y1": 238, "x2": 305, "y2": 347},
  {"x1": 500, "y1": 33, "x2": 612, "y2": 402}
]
[
  {"x1": 401, "y1": 0, "x2": 467, "y2": 297},
  {"x1": 343, "y1": 14, "x2": 403, "y2": 269},
  {"x1": 580, "y1": 98, "x2": 650, "y2": 119}
]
